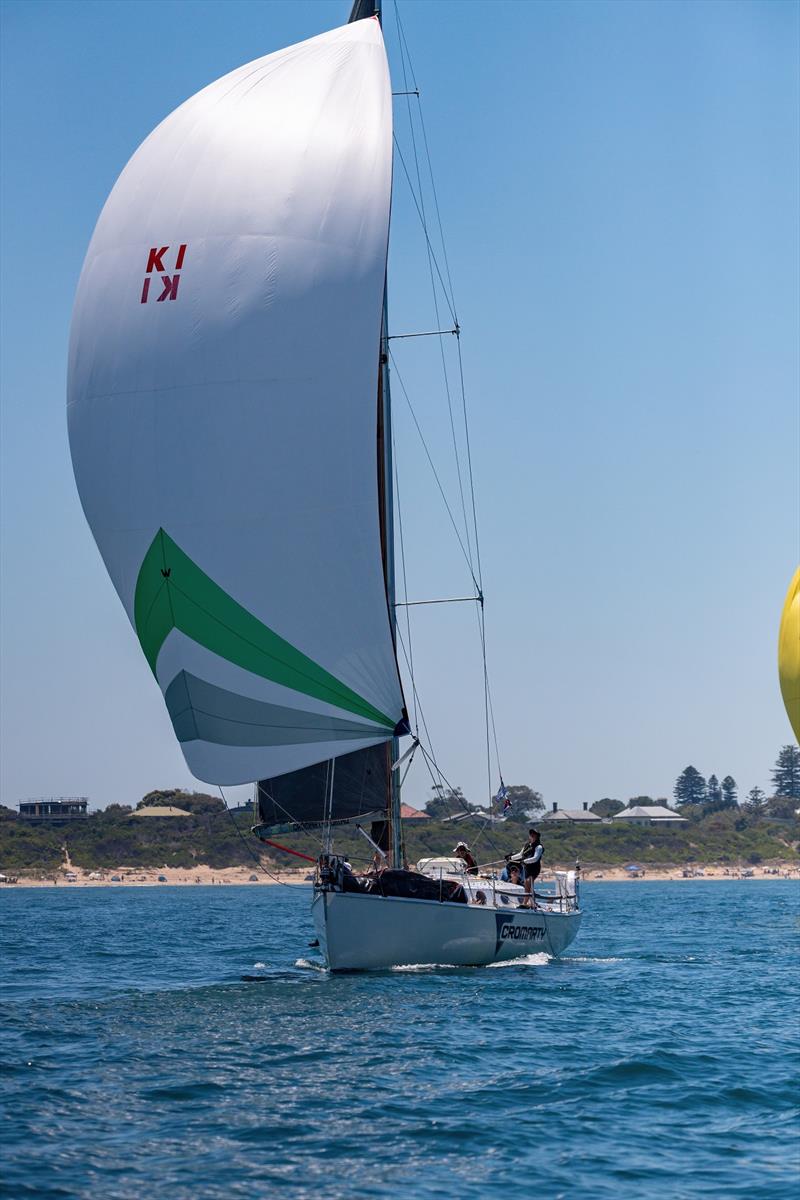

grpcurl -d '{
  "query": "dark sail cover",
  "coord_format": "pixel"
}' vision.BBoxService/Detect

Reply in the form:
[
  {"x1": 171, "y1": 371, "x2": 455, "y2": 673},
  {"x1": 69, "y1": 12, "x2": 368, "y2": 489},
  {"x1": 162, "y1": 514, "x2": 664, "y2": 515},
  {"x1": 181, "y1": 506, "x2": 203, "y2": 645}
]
[
  {"x1": 349, "y1": 0, "x2": 379, "y2": 21},
  {"x1": 257, "y1": 743, "x2": 390, "y2": 829}
]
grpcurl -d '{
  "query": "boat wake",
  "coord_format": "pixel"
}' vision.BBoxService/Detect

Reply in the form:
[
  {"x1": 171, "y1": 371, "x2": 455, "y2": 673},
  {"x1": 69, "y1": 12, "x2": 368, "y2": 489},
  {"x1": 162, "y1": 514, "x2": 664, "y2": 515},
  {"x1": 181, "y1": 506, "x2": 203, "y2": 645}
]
[
  {"x1": 294, "y1": 957, "x2": 327, "y2": 973},
  {"x1": 561, "y1": 956, "x2": 624, "y2": 964},
  {"x1": 391, "y1": 962, "x2": 463, "y2": 972},
  {"x1": 486, "y1": 952, "x2": 551, "y2": 969}
]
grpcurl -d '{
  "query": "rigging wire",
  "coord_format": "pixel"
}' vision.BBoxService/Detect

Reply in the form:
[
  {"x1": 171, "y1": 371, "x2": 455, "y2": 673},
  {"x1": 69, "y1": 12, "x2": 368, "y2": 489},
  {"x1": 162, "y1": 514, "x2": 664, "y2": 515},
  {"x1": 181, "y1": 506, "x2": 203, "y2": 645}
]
[
  {"x1": 217, "y1": 786, "x2": 297, "y2": 887},
  {"x1": 393, "y1": 431, "x2": 419, "y2": 737},
  {"x1": 389, "y1": 0, "x2": 505, "y2": 805},
  {"x1": 394, "y1": 2, "x2": 458, "y2": 313},
  {"x1": 415, "y1": 742, "x2": 506, "y2": 863},
  {"x1": 393, "y1": 10, "x2": 474, "y2": 573},
  {"x1": 391, "y1": 136, "x2": 457, "y2": 328},
  {"x1": 388, "y1": 350, "x2": 480, "y2": 594},
  {"x1": 395, "y1": 623, "x2": 446, "y2": 796}
]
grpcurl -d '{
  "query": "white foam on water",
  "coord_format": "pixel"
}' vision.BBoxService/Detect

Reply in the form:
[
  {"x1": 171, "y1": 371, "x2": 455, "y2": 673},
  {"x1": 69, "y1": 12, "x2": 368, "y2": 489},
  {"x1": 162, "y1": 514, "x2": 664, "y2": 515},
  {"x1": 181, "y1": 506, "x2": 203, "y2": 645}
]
[
  {"x1": 392, "y1": 962, "x2": 461, "y2": 972},
  {"x1": 294, "y1": 958, "x2": 326, "y2": 972},
  {"x1": 566, "y1": 956, "x2": 624, "y2": 964},
  {"x1": 487, "y1": 952, "x2": 551, "y2": 969},
  {"x1": 252, "y1": 962, "x2": 267, "y2": 970}
]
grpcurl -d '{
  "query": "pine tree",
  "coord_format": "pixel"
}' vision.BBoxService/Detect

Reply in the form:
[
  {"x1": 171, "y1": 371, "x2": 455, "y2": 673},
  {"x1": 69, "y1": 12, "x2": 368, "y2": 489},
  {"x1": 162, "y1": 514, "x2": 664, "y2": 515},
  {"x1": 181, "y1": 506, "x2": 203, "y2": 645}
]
[
  {"x1": 721, "y1": 776, "x2": 738, "y2": 807},
  {"x1": 770, "y1": 745, "x2": 800, "y2": 800},
  {"x1": 674, "y1": 765, "x2": 707, "y2": 806},
  {"x1": 707, "y1": 775, "x2": 722, "y2": 804},
  {"x1": 745, "y1": 786, "x2": 766, "y2": 812}
]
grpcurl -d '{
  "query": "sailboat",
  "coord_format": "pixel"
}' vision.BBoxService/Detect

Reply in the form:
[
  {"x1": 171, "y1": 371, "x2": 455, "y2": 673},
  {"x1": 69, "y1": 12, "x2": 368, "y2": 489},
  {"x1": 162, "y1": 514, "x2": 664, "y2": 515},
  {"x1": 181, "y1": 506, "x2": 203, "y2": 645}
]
[{"x1": 67, "y1": 1, "x2": 582, "y2": 970}]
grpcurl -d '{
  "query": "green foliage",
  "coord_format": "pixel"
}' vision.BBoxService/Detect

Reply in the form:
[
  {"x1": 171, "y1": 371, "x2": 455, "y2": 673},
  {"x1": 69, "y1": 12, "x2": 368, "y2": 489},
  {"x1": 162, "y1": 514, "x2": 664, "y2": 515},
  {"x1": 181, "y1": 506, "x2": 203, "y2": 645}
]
[
  {"x1": 721, "y1": 776, "x2": 738, "y2": 806},
  {"x1": 0, "y1": 806, "x2": 62, "y2": 869},
  {"x1": 771, "y1": 745, "x2": 800, "y2": 801},
  {"x1": 765, "y1": 794, "x2": 799, "y2": 820},
  {"x1": 138, "y1": 789, "x2": 224, "y2": 814},
  {"x1": 746, "y1": 786, "x2": 766, "y2": 813},
  {"x1": 707, "y1": 775, "x2": 722, "y2": 804},
  {"x1": 501, "y1": 785, "x2": 544, "y2": 821},
  {"x1": 0, "y1": 802, "x2": 259, "y2": 871},
  {"x1": 2, "y1": 782, "x2": 798, "y2": 876},
  {"x1": 591, "y1": 798, "x2": 624, "y2": 817},
  {"x1": 424, "y1": 785, "x2": 469, "y2": 820},
  {"x1": 674, "y1": 765, "x2": 707, "y2": 806}
]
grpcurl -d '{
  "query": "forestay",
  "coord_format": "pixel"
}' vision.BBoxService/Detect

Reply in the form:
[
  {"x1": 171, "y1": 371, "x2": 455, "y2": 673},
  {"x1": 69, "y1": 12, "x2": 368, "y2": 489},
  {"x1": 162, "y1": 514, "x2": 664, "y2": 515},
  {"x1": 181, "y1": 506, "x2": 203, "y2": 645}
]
[{"x1": 67, "y1": 19, "x2": 405, "y2": 784}]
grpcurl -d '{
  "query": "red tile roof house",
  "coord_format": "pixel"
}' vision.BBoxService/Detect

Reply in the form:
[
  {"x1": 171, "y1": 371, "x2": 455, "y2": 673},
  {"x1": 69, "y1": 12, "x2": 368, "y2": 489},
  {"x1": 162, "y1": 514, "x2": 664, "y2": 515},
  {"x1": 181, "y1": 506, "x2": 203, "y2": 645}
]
[{"x1": 400, "y1": 804, "x2": 430, "y2": 819}]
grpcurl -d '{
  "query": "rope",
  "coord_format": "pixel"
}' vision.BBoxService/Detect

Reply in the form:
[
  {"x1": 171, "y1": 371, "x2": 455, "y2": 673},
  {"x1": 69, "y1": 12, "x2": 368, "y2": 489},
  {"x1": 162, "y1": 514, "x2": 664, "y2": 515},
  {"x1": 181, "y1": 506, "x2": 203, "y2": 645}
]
[
  {"x1": 416, "y1": 742, "x2": 505, "y2": 862},
  {"x1": 217, "y1": 786, "x2": 296, "y2": 887},
  {"x1": 257, "y1": 837, "x2": 316, "y2": 864},
  {"x1": 395, "y1": 625, "x2": 446, "y2": 795}
]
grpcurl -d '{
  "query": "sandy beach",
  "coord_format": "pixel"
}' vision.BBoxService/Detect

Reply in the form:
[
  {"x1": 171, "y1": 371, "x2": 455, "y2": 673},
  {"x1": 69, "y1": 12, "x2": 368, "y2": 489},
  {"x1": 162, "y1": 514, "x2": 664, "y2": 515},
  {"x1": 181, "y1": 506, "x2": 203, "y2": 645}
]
[{"x1": 3, "y1": 863, "x2": 798, "y2": 887}]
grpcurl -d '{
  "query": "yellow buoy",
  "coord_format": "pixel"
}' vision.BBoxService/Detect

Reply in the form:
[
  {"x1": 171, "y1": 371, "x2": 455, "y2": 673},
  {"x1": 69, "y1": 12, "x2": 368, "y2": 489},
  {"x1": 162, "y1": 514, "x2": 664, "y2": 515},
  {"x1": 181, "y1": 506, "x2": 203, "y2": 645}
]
[{"x1": 778, "y1": 566, "x2": 800, "y2": 743}]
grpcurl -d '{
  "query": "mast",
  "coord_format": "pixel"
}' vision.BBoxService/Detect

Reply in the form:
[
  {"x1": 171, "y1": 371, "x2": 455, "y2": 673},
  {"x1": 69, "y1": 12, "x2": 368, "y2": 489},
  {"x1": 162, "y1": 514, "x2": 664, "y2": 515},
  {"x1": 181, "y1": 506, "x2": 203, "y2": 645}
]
[{"x1": 349, "y1": 0, "x2": 403, "y2": 867}]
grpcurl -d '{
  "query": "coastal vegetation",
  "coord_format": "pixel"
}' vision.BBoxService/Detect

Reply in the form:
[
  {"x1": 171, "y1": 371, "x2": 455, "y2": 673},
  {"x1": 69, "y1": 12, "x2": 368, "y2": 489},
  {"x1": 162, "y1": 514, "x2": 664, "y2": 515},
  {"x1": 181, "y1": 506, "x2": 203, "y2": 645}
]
[{"x1": 1, "y1": 751, "x2": 798, "y2": 873}]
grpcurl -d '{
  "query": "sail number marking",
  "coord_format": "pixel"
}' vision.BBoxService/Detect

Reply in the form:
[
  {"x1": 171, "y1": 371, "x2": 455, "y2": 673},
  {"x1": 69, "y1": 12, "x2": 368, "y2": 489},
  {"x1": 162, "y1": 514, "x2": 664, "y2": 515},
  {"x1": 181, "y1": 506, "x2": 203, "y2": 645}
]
[{"x1": 140, "y1": 244, "x2": 187, "y2": 304}]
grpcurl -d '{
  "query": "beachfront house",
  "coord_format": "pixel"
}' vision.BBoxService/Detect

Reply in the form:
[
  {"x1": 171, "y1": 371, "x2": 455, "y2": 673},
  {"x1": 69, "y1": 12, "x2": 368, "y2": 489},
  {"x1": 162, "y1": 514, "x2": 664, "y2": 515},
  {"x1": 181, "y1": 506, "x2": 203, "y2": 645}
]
[
  {"x1": 17, "y1": 797, "x2": 88, "y2": 822},
  {"x1": 130, "y1": 805, "x2": 192, "y2": 818},
  {"x1": 540, "y1": 802, "x2": 603, "y2": 823},
  {"x1": 400, "y1": 804, "x2": 430, "y2": 819},
  {"x1": 612, "y1": 805, "x2": 687, "y2": 826}
]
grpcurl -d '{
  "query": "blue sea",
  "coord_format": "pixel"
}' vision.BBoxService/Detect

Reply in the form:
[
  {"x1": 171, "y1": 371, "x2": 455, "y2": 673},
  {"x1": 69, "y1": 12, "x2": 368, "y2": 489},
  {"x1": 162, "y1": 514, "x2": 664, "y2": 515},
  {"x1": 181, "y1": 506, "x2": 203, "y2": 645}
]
[{"x1": 2, "y1": 881, "x2": 798, "y2": 1199}]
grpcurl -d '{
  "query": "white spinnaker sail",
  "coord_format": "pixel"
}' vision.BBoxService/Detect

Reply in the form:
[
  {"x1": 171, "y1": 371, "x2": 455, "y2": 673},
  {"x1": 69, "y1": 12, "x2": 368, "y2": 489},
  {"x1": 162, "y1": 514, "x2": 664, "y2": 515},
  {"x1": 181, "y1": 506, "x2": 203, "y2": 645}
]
[{"x1": 67, "y1": 18, "x2": 404, "y2": 785}]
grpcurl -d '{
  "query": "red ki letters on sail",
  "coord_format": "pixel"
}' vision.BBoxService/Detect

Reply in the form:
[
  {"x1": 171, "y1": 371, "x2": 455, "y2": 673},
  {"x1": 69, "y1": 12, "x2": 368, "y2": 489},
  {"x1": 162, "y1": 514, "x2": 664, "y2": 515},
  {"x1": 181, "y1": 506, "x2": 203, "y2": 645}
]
[{"x1": 140, "y1": 245, "x2": 187, "y2": 304}]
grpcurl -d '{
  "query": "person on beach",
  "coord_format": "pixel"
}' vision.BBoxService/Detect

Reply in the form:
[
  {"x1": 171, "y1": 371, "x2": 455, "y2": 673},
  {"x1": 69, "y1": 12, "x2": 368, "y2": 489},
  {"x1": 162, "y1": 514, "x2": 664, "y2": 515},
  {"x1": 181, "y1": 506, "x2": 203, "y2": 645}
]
[{"x1": 518, "y1": 828, "x2": 543, "y2": 907}]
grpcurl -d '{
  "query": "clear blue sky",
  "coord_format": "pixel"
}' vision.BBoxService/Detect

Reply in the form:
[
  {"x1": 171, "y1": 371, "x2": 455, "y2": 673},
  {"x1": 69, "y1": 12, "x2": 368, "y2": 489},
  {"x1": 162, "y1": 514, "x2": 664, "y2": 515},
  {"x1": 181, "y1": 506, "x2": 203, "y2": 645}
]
[{"x1": 1, "y1": 0, "x2": 797, "y2": 813}]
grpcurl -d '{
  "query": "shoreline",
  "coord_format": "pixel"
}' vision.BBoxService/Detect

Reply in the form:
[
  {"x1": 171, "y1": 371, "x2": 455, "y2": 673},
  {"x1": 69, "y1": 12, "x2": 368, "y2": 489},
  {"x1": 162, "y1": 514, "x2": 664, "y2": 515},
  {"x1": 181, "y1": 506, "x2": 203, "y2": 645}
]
[{"x1": 2, "y1": 863, "x2": 798, "y2": 888}]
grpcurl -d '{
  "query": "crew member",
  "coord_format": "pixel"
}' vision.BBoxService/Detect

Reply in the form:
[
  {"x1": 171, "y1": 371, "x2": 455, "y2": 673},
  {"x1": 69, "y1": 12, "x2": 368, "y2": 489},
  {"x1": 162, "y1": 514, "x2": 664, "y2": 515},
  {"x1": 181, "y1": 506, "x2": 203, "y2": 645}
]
[
  {"x1": 500, "y1": 861, "x2": 523, "y2": 886},
  {"x1": 518, "y1": 828, "x2": 543, "y2": 907},
  {"x1": 453, "y1": 841, "x2": 478, "y2": 874}
]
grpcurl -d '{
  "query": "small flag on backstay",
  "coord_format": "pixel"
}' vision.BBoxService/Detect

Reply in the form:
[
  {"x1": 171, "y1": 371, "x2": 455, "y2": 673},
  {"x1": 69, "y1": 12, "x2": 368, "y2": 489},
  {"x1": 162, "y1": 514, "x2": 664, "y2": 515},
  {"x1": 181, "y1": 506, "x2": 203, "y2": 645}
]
[{"x1": 494, "y1": 782, "x2": 510, "y2": 812}]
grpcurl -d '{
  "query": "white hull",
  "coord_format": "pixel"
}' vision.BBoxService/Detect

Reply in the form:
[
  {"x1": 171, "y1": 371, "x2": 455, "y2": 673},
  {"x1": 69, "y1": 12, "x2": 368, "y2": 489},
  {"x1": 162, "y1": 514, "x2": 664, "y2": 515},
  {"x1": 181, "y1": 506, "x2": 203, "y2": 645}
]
[{"x1": 312, "y1": 889, "x2": 581, "y2": 971}]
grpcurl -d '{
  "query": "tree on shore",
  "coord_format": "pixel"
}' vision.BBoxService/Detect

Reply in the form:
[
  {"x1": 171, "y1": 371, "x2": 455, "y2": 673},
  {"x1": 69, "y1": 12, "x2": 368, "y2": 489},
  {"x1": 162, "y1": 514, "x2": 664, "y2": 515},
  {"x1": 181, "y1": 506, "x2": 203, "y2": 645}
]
[
  {"x1": 745, "y1": 786, "x2": 766, "y2": 813},
  {"x1": 771, "y1": 745, "x2": 800, "y2": 800},
  {"x1": 502, "y1": 785, "x2": 545, "y2": 820},
  {"x1": 591, "y1": 798, "x2": 624, "y2": 818},
  {"x1": 425, "y1": 785, "x2": 469, "y2": 820},
  {"x1": 674, "y1": 766, "x2": 707, "y2": 806},
  {"x1": 707, "y1": 775, "x2": 722, "y2": 805},
  {"x1": 721, "y1": 776, "x2": 738, "y2": 807}
]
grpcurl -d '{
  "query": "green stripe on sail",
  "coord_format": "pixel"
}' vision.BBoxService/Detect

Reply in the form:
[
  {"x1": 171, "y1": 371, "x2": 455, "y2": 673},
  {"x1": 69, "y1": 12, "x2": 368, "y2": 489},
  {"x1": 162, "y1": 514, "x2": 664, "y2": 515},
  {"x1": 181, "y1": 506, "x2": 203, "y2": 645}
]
[{"x1": 133, "y1": 528, "x2": 395, "y2": 729}]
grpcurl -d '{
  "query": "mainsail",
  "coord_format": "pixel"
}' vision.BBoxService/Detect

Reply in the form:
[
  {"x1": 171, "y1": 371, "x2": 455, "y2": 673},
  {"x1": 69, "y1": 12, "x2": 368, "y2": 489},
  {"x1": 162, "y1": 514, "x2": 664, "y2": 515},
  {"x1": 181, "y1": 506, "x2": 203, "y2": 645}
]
[{"x1": 68, "y1": 17, "x2": 406, "y2": 787}]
